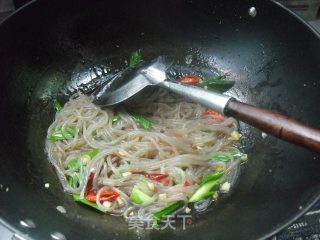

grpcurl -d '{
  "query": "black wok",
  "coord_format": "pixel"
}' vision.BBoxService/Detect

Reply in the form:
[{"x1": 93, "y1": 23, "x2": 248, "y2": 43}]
[{"x1": 0, "y1": 0, "x2": 320, "y2": 239}]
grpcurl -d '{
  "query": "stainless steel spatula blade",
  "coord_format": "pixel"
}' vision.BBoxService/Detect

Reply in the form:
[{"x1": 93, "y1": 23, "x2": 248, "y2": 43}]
[{"x1": 93, "y1": 56, "x2": 172, "y2": 106}]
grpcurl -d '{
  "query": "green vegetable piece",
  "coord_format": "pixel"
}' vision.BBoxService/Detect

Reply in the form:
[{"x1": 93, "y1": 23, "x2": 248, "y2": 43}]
[
  {"x1": 129, "y1": 113, "x2": 151, "y2": 130},
  {"x1": 189, "y1": 179, "x2": 220, "y2": 203},
  {"x1": 68, "y1": 176, "x2": 73, "y2": 187},
  {"x1": 72, "y1": 194, "x2": 105, "y2": 212},
  {"x1": 53, "y1": 100, "x2": 62, "y2": 112},
  {"x1": 68, "y1": 173, "x2": 80, "y2": 188},
  {"x1": 112, "y1": 115, "x2": 121, "y2": 122},
  {"x1": 197, "y1": 75, "x2": 235, "y2": 93},
  {"x1": 47, "y1": 127, "x2": 76, "y2": 141},
  {"x1": 65, "y1": 127, "x2": 76, "y2": 136},
  {"x1": 47, "y1": 129, "x2": 64, "y2": 140},
  {"x1": 201, "y1": 170, "x2": 224, "y2": 185},
  {"x1": 67, "y1": 149, "x2": 98, "y2": 173},
  {"x1": 202, "y1": 129, "x2": 213, "y2": 133},
  {"x1": 130, "y1": 187, "x2": 152, "y2": 204},
  {"x1": 82, "y1": 149, "x2": 99, "y2": 159},
  {"x1": 211, "y1": 151, "x2": 245, "y2": 162},
  {"x1": 68, "y1": 159, "x2": 80, "y2": 172},
  {"x1": 153, "y1": 200, "x2": 185, "y2": 223},
  {"x1": 129, "y1": 49, "x2": 142, "y2": 67}
]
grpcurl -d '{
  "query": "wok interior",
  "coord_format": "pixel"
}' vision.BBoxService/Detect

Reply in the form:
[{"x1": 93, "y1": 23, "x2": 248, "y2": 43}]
[{"x1": 0, "y1": 0, "x2": 320, "y2": 239}]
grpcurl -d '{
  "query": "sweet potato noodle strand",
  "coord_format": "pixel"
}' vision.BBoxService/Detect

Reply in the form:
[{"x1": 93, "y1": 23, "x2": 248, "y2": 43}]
[{"x1": 46, "y1": 90, "x2": 240, "y2": 222}]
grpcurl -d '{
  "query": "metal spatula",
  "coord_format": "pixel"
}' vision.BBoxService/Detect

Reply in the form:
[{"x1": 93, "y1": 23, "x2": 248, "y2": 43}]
[{"x1": 93, "y1": 57, "x2": 320, "y2": 153}]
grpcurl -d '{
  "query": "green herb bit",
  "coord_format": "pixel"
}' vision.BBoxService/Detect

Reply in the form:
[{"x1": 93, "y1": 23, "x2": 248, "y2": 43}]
[
  {"x1": 112, "y1": 114, "x2": 121, "y2": 122},
  {"x1": 129, "y1": 112, "x2": 152, "y2": 130},
  {"x1": 68, "y1": 173, "x2": 80, "y2": 188},
  {"x1": 73, "y1": 194, "x2": 105, "y2": 212},
  {"x1": 129, "y1": 49, "x2": 142, "y2": 67},
  {"x1": 153, "y1": 200, "x2": 185, "y2": 224},
  {"x1": 130, "y1": 187, "x2": 152, "y2": 204},
  {"x1": 67, "y1": 149, "x2": 99, "y2": 172},
  {"x1": 210, "y1": 151, "x2": 246, "y2": 162},
  {"x1": 53, "y1": 100, "x2": 63, "y2": 112},
  {"x1": 82, "y1": 149, "x2": 99, "y2": 159},
  {"x1": 201, "y1": 170, "x2": 224, "y2": 185},
  {"x1": 47, "y1": 127, "x2": 76, "y2": 141},
  {"x1": 202, "y1": 129, "x2": 213, "y2": 133},
  {"x1": 189, "y1": 179, "x2": 220, "y2": 203},
  {"x1": 67, "y1": 159, "x2": 80, "y2": 172},
  {"x1": 197, "y1": 75, "x2": 235, "y2": 93}
]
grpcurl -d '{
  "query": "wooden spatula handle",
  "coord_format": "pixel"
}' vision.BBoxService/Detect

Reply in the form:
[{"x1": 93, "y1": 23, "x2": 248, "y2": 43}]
[
  {"x1": 225, "y1": 99, "x2": 320, "y2": 153},
  {"x1": 157, "y1": 80, "x2": 320, "y2": 153}
]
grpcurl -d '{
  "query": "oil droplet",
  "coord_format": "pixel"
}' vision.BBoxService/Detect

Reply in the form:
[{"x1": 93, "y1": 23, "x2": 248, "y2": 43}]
[
  {"x1": 56, "y1": 206, "x2": 67, "y2": 214},
  {"x1": 20, "y1": 219, "x2": 36, "y2": 228},
  {"x1": 50, "y1": 232, "x2": 67, "y2": 240},
  {"x1": 248, "y1": 7, "x2": 257, "y2": 18}
]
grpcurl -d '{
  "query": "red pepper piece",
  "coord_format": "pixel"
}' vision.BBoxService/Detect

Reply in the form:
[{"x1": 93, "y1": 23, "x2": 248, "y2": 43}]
[
  {"x1": 145, "y1": 173, "x2": 169, "y2": 181},
  {"x1": 85, "y1": 189, "x2": 120, "y2": 203},
  {"x1": 203, "y1": 109, "x2": 225, "y2": 121},
  {"x1": 130, "y1": 171, "x2": 169, "y2": 183},
  {"x1": 85, "y1": 172, "x2": 95, "y2": 195},
  {"x1": 183, "y1": 180, "x2": 191, "y2": 187},
  {"x1": 177, "y1": 75, "x2": 200, "y2": 85}
]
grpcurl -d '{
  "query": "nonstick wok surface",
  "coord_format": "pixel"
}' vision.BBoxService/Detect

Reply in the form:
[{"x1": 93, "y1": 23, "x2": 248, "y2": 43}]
[{"x1": 0, "y1": 0, "x2": 320, "y2": 239}]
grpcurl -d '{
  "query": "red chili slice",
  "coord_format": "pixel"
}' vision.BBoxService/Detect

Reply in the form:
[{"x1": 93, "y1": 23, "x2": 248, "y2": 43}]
[
  {"x1": 145, "y1": 173, "x2": 169, "y2": 181},
  {"x1": 183, "y1": 180, "x2": 191, "y2": 187},
  {"x1": 177, "y1": 75, "x2": 200, "y2": 85},
  {"x1": 203, "y1": 109, "x2": 225, "y2": 121},
  {"x1": 85, "y1": 172, "x2": 95, "y2": 195},
  {"x1": 85, "y1": 189, "x2": 120, "y2": 203},
  {"x1": 130, "y1": 171, "x2": 169, "y2": 182}
]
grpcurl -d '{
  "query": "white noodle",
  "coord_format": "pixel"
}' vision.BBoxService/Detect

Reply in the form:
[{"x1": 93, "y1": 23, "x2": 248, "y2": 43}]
[{"x1": 46, "y1": 92, "x2": 243, "y2": 221}]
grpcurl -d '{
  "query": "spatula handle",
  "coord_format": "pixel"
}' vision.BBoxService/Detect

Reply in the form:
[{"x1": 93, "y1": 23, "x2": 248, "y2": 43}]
[
  {"x1": 225, "y1": 99, "x2": 320, "y2": 153},
  {"x1": 159, "y1": 80, "x2": 232, "y2": 113},
  {"x1": 159, "y1": 80, "x2": 320, "y2": 153}
]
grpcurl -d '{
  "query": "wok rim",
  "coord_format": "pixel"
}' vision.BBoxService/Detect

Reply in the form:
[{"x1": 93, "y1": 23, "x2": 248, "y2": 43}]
[
  {"x1": 260, "y1": 193, "x2": 320, "y2": 239},
  {"x1": 271, "y1": 0, "x2": 320, "y2": 39}
]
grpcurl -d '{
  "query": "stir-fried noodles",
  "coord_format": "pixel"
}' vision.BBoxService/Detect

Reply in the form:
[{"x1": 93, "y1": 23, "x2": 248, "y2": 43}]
[{"x1": 46, "y1": 90, "x2": 246, "y2": 223}]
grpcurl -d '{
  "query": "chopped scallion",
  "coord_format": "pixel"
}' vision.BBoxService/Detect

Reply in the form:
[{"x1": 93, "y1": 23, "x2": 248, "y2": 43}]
[
  {"x1": 129, "y1": 49, "x2": 142, "y2": 67},
  {"x1": 129, "y1": 112, "x2": 151, "y2": 130}
]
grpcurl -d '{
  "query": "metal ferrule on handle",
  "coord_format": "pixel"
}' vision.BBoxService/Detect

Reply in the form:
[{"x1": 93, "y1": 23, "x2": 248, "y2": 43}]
[{"x1": 159, "y1": 80, "x2": 232, "y2": 114}]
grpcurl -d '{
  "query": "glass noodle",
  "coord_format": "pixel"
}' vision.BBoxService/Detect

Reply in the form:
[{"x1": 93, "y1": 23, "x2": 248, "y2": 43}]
[{"x1": 45, "y1": 89, "x2": 246, "y2": 223}]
